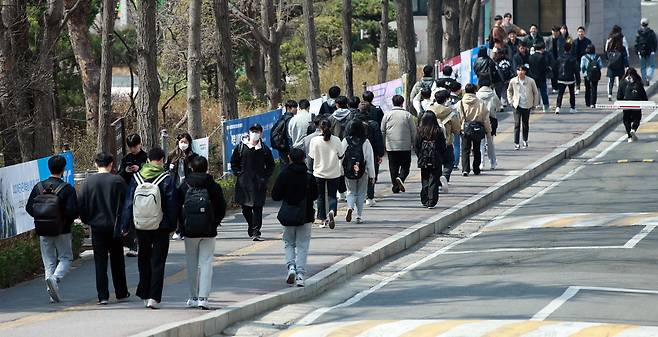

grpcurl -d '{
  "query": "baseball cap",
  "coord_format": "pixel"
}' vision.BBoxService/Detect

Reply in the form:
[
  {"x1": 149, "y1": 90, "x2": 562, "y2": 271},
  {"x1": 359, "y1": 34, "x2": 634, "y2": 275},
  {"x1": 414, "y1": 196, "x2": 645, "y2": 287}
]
[{"x1": 249, "y1": 123, "x2": 263, "y2": 132}]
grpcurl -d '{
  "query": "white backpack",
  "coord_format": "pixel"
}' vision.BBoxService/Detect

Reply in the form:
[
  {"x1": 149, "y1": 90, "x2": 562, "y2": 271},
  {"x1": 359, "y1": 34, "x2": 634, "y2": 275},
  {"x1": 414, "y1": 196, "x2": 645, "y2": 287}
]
[{"x1": 133, "y1": 172, "x2": 169, "y2": 230}]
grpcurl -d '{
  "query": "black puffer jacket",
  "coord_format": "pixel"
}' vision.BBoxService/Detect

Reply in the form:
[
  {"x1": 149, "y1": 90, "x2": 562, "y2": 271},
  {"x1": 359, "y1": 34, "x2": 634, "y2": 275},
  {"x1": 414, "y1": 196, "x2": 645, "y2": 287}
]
[
  {"x1": 528, "y1": 51, "x2": 551, "y2": 82},
  {"x1": 474, "y1": 56, "x2": 500, "y2": 84},
  {"x1": 177, "y1": 173, "x2": 227, "y2": 238},
  {"x1": 556, "y1": 54, "x2": 579, "y2": 82},
  {"x1": 271, "y1": 163, "x2": 319, "y2": 225}
]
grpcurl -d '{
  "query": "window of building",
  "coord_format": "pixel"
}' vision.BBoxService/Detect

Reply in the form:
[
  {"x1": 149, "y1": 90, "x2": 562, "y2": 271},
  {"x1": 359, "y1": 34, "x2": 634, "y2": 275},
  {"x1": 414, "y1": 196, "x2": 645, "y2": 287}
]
[
  {"x1": 513, "y1": 0, "x2": 565, "y2": 35},
  {"x1": 412, "y1": 0, "x2": 428, "y2": 16}
]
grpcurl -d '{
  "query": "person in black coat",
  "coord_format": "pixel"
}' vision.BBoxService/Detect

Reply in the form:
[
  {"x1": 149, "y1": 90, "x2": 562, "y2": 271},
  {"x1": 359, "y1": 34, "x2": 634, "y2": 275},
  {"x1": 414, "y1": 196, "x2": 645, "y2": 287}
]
[
  {"x1": 318, "y1": 86, "x2": 341, "y2": 118},
  {"x1": 555, "y1": 43, "x2": 579, "y2": 114},
  {"x1": 528, "y1": 43, "x2": 552, "y2": 111},
  {"x1": 352, "y1": 102, "x2": 385, "y2": 205},
  {"x1": 230, "y1": 123, "x2": 275, "y2": 241},
  {"x1": 573, "y1": 26, "x2": 592, "y2": 92},
  {"x1": 117, "y1": 133, "x2": 146, "y2": 256},
  {"x1": 617, "y1": 67, "x2": 649, "y2": 142},
  {"x1": 271, "y1": 148, "x2": 318, "y2": 287},
  {"x1": 414, "y1": 111, "x2": 448, "y2": 209},
  {"x1": 474, "y1": 47, "x2": 500, "y2": 86},
  {"x1": 177, "y1": 156, "x2": 226, "y2": 309},
  {"x1": 167, "y1": 132, "x2": 199, "y2": 189},
  {"x1": 362, "y1": 90, "x2": 384, "y2": 126}
]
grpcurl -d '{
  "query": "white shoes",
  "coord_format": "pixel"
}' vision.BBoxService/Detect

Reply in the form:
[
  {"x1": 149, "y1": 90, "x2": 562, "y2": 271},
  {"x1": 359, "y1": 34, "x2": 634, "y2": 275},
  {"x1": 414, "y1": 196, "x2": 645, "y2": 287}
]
[
  {"x1": 365, "y1": 198, "x2": 376, "y2": 207},
  {"x1": 439, "y1": 176, "x2": 449, "y2": 193},
  {"x1": 46, "y1": 277, "x2": 61, "y2": 303},
  {"x1": 569, "y1": 108, "x2": 577, "y2": 113},
  {"x1": 327, "y1": 210, "x2": 336, "y2": 229},
  {"x1": 523, "y1": 141, "x2": 528, "y2": 148},
  {"x1": 197, "y1": 298, "x2": 210, "y2": 310},
  {"x1": 172, "y1": 232, "x2": 183, "y2": 240},
  {"x1": 186, "y1": 298, "x2": 198, "y2": 308},
  {"x1": 286, "y1": 267, "x2": 296, "y2": 285},
  {"x1": 628, "y1": 137, "x2": 634, "y2": 143},
  {"x1": 146, "y1": 299, "x2": 160, "y2": 309},
  {"x1": 295, "y1": 274, "x2": 305, "y2": 287},
  {"x1": 630, "y1": 130, "x2": 639, "y2": 142},
  {"x1": 337, "y1": 192, "x2": 346, "y2": 202},
  {"x1": 514, "y1": 144, "x2": 520, "y2": 150},
  {"x1": 356, "y1": 217, "x2": 363, "y2": 224},
  {"x1": 555, "y1": 107, "x2": 561, "y2": 114},
  {"x1": 575, "y1": 89, "x2": 580, "y2": 95}
]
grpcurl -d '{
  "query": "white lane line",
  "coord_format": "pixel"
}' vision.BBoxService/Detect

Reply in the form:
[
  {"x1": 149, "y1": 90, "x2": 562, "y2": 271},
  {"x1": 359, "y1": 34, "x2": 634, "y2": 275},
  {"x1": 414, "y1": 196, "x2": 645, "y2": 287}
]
[
  {"x1": 623, "y1": 225, "x2": 657, "y2": 248},
  {"x1": 443, "y1": 245, "x2": 625, "y2": 255},
  {"x1": 578, "y1": 286, "x2": 658, "y2": 295},
  {"x1": 295, "y1": 233, "x2": 481, "y2": 326},
  {"x1": 531, "y1": 286, "x2": 581, "y2": 321}
]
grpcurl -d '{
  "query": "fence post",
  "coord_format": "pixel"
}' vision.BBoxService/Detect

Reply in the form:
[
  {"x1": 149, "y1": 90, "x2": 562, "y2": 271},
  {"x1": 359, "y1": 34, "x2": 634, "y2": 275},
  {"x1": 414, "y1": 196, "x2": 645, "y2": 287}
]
[{"x1": 160, "y1": 129, "x2": 169, "y2": 155}]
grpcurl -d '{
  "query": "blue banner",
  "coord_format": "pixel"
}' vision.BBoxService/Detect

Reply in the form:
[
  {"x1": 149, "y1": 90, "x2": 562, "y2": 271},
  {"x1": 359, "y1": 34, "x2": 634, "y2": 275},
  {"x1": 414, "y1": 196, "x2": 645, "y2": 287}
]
[{"x1": 223, "y1": 109, "x2": 283, "y2": 172}]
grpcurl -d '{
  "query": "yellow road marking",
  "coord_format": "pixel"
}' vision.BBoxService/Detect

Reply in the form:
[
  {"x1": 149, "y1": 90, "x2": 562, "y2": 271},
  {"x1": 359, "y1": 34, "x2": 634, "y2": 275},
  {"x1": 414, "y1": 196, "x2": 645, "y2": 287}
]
[
  {"x1": 570, "y1": 324, "x2": 634, "y2": 336},
  {"x1": 398, "y1": 320, "x2": 470, "y2": 337},
  {"x1": 325, "y1": 320, "x2": 394, "y2": 337},
  {"x1": 606, "y1": 213, "x2": 658, "y2": 227},
  {"x1": 636, "y1": 121, "x2": 658, "y2": 134},
  {"x1": 481, "y1": 321, "x2": 552, "y2": 337},
  {"x1": 541, "y1": 214, "x2": 591, "y2": 228},
  {"x1": 617, "y1": 159, "x2": 630, "y2": 164},
  {"x1": 643, "y1": 159, "x2": 655, "y2": 163},
  {"x1": 277, "y1": 325, "x2": 313, "y2": 337}
]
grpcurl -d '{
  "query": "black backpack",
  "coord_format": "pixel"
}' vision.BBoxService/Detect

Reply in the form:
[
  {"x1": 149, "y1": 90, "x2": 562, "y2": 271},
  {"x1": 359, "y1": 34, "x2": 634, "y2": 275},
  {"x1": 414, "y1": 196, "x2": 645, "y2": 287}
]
[
  {"x1": 607, "y1": 51, "x2": 624, "y2": 71},
  {"x1": 585, "y1": 55, "x2": 602, "y2": 82},
  {"x1": 32, "y1": 183, "x2": 68, "y2": 236},
  {"x1": 496, "y1": 59, "x2": 514, "y2": 81},
  {"x1": 270, "y1": 113, "x2": 293, "y2": 151},
  {"x1": 557, "y1": 57, "x2": 570, "y2": 80},
  {"x1": 624, "y1": 80, "x2": 644, "y2": 101},
  {"x1": 182, "y1": 185, "x2": 214, "y2": 237},
  {"x1": 342, "y1": 137, "x2": 366, "y2": 180},
  {"x1": 636, "y1": 29, "x2": 654, "y2": 57},
  {"x1": 418, "y1": 139, "x2": 439, "y2": 169},
  {"x1": 419, "y1": 79, "x2": 434, "y2": 94}
]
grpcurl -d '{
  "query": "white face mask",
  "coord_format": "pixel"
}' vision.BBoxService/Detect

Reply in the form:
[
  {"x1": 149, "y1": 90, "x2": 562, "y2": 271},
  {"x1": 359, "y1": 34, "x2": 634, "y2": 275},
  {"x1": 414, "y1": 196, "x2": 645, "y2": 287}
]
[
  {"x1": 250, "y1": 132, "x2": 261, "y2": 142},
  {"x1": 179, "y1": 142, "x2": 189, "y2": 151}
]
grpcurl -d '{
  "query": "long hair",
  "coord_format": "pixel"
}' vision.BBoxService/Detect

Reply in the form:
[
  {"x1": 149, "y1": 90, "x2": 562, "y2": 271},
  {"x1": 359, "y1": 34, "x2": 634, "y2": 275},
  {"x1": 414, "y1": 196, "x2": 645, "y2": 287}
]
[
  {"x1": 418, "y1": 111, "x2": 440, "y2": 140},
  {"x1": 624, "y1": 67, "x2": 642, "y2": 84},
  {"x1": 319, "y1": 119, "x2": 332, "y2": 141},
  {"x1": 609, "y1": 25, "x2": 623, "y2": 39},
  {"x1": 168, "y1": 132, "x2": 193, "y2": 162},
  {"x1": 608, "y1": 34, "x2": 624, "y2": 53}
]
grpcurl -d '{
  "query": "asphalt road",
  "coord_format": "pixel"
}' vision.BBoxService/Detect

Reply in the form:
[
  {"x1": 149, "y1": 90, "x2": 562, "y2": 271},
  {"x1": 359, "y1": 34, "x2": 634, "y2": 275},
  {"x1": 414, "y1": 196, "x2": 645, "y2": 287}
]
[{"x1": 221, "y1": 110, "x2": 658, "y2": 337}]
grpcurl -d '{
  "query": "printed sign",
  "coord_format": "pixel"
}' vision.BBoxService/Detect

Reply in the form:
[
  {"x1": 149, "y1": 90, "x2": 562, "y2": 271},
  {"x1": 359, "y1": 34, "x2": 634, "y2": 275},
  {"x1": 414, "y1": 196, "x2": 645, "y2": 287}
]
[
  {"x1": 367, "y1": 79, "x2": 404, "y2": 113},
  {"x1": 222, "y1": 109, "x2": 283, "y2": 172},
  {"x1": 192, "y1": 137, "x2": 209, "y2": 159}
]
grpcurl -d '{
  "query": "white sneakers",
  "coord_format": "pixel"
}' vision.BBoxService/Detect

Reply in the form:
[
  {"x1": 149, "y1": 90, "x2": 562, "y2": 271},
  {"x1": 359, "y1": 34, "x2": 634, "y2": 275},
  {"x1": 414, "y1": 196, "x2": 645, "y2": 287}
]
[
  {"x1": 186, "y1": 298, "x2": 198, "y2": 308},
  {"x1": 185, "y1": 297, "x2": 209, "y2": 309},
  {"x1": 630, "y1": 130, "x2": 639, "y2": 142},
  {"x1": 514, "y1": 144, "x2": 520, "y2": 150},
  {"x1": 286, "y1": 267, "x2": 296, "y2": 285},
  {"x1": 366, "y1": 199, "x2": 376, "y2": 207},
  {"x1": 575, "y1": 89, "x2": 580, "y2": 95},
  {"x1": 146, "y1": 299, "x2": 160, "y2": 309},
  {"x1": 439, "y1": 176, "x2": 449, "y2": 193},
  {"x1": 555, "y1": 107, "x2": 561, "y2": 114},
  {"x1": 356, "y1": 217, "x2": 363, "y2": 224},
  {"x1": 46, "y1": 277, "x2": 61, "y2": 303},
  {"x1": 523, "y1": 141, "x2": 528, "y2": 148},
  {"x1": 172, "y1": 232, "x2": 183, "y2": 240},
  {"x1": 327, "y1": 210, "x2": 336, "y2": 229},
  {"x1": 197, "y1": 298, "x2": 210, "y2": 310},
  {"x1": 295, "y1": 274, "x2": 305, "y2": 287}
]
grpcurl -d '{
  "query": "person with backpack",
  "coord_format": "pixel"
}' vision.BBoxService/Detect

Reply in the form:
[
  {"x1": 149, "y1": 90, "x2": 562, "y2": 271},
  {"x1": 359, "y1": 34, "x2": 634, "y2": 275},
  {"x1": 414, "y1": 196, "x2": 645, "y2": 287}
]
[
  {"x1": 528, "y1": 42, "x2": 551, "y2": 112},
  {"x1": 555, "y1": 43, "x2": 579, "y2": 114},
  {"x1": 573, "y1": 27, "x2": 592, "y2": 95},
  {"x1": 117, "y1": 133, "x2": 147, "y2": 257},
  {"x1": 617, "y1": 67, "x2": 648, "y2": 143},
  {"x1": 25, "y1": 155, "x2": 78, "y2": 303},
  {"x1": 381, "y1": 95, "x2": 416, "y2": 193},
  {"x1": 328, "y1": 96, "x2": 351, "y2": 140},
  {"x1": 606, "y1": 27, "x2": 630, "y2": 101},
  {"x1": 342, "y1": 121, "x2": 375, "y2": 223},
  {"x1": 272, "y1": 148, "x2": 319, "y2": 287},
  {"x1": 410, "y1": 65, "x2": 437, "y2": 108},
  {"x1": 508, "y1": 65, "x2": 541, "y2": 150},
  {"x1": 363, "y1": 91, "x2": 384, "y2": 126},
  {"x1": 308, "y1": 119, "x2": 345, "y2": 229},
  {"x1": 288, "y1": 99, "x2": 312, "y2": 151},
  {"x1": 415, "y1": 111, "x2": 448, "y2": 209},
  {"x1": 547, "y1": 26, "x2": 566, "y2": 93},
  {"x1": 494, "y1": 50, "x2": 513, "y2": 108},
  {"x1": 413, "y1": 87, "x2": 433, "y2": 116},
  {"x1": 581, "y1": 44, "x2": 604, "y2": 108},
  {"x1": 177, "y1": 156, "x2": 226, "y2": 310},
  {"x1": 435, "y1": 65, "x2": 462, "y2": 93},
  {"x1": 271, "y1": 100, "x2": 298, "y2": 167},
  {"x1": 635, "y1": 18, "x2": 658, "y2": 86},
  {"x1": 168, "y1": 132, "x2": 198, "y2": 240},
  {"x1": 476, "y1": 78, "x2": 501, "y2": 170},
  {"x1": 319, "y1": 86, "x2": 340, "y2": 118},
  {"x1": 458, "y1": 84, "x2": 491, "y2": 176},
  {"x1": 351, "y1": 102, "x2": 385, "y2": 206},
  {"x1": 231, "y1": 123, "x2": 276, "y2": 241},
  {"x1": 474, "y1": 48, "x2": 500, "y2": 87},
  {"x1": 120, "y1": 147, "x2": 177, "y2": 309},
  {"x1": 78, "y1": 152, "x2": 129, "y2": 305},
  {"x1": 427, "y1": 90, "x2": 460, "y2": 189}
]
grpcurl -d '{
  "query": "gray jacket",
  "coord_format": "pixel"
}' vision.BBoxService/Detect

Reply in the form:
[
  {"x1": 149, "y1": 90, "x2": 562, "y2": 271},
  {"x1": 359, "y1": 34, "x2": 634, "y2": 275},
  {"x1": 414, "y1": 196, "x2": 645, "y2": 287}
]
[{"x1": 381, "y1": 107, "x2": 416, "y2": 152}]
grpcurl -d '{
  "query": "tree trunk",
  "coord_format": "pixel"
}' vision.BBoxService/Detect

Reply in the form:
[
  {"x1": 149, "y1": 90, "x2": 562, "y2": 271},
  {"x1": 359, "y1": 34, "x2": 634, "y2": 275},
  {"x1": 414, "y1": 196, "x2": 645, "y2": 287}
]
[
  {"x1": 65, "y1": 0, "x2": 100, "y2": 138},
  {"x1": 245, "y1": 50, "x2": 266, "y2": 98},
  {"x1": 443, "y1": 0, "x2": 460, "y2": 58},
  {"x1": 459, "y1": 0, "x2": 480, "y2": 51},
  {"x1": 342, "y1": 0, "x2": 353, "y2": 98},
  {"x1": 213, "y1": 0, "x2": 239, "y2": 120},
  {"x1": 98, "y1": 0, "x2": 116, "y2": 153},
  {"x1": 427, "y1": 0, "x2": 443, "y2": 64},
  {"x1": 187, "y1": 0, "x2": 203, "y2": 138},
  {"x1": 302, "y1": 0, "x2": 321, "y2": 99},
  {"x1": 135, "y1": 0, "x2": 161, "y2": 150},
  {"x1": 378, "y1": 0, "x2": 389, "y2": 84},
  {"x1": 264, "y1": 42, "x2": 283, "y2": 109},
  {"x1": 0, "y1": 2, "x2": 22, "y2": 165},
  {"x1": 395, "y1": 0, "x2": 417, "y2": 107}
]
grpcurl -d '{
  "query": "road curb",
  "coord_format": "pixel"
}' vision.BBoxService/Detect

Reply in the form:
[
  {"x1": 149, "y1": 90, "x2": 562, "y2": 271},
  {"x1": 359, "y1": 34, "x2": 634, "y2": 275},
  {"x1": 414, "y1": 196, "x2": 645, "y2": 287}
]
[{"x1": 132, "y1": 109, "x2": 624, "y2": 337}]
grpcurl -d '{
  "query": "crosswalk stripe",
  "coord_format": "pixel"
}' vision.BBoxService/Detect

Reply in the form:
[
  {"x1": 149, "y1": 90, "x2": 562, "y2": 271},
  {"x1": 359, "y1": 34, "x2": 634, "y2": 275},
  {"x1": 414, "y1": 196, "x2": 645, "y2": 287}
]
[
  {"x1": 397, "y1": 320, "x2": 470, "y2": 337},
  {"x1": 569, "y1": 324, "x2": 634, "y2": 337},
  {"x1": 355, "y1": 320, "x2": 444, "y2": 337},
  {"x1": 480, "y1": 320, "x2": 552, "y2": 337},
  {"x1": 522, "y1": 322, "x2": 601, "y2": 337},
  {"x1": 326, "y1": 320, "x2": 394, "y2": 337},
  {"x1": 437, "y1": 320, "x2": 516, "y2": 336}
]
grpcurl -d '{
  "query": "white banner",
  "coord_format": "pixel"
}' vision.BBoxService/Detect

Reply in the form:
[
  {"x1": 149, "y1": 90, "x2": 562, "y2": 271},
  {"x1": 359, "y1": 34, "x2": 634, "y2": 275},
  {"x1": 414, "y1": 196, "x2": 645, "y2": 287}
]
[{"x1": 192, "y1": 137, "x2": 210, "y2": 159}]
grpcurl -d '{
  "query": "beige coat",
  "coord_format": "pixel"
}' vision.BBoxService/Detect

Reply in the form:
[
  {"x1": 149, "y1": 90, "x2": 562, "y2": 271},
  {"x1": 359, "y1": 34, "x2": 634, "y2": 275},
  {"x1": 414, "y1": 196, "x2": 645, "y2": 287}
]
[
  {"x1": 507, "y1": 76, "x2": 540, "y2": 109},
  {"x1": 426, "y1": 103, "x2": 461, "y2": 145},
  {"x1": 456, "y1": 93, "x2": 492, "y2": 135}
]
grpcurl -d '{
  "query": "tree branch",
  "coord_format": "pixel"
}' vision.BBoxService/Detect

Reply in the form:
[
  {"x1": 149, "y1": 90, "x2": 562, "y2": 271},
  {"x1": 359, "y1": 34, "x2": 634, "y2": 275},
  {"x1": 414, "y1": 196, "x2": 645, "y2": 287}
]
[{"x1": 229, "y1": 3, "x2": 272, "y2": 48}]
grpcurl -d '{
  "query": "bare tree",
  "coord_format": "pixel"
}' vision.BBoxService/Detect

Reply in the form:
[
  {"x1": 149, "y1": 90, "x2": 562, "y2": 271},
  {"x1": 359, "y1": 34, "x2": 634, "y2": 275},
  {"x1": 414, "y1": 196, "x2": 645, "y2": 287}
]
[
  {"x1": 427, "y1": 0, "x2": 443, "y2": 64},
  {"x1": 213, "y1": 0, "x2": 238, "y2": 120},
  {"x1": 342, "y1": 0, "x2": 353, "y2": 98},
  {"x1": 459, "y1": 0, "x2": 480, "y2": 51},
  {"x1": 302, "y1": 0, "x2": 320, "y2": 99},
  {"x1": 378, "y1": 0, "x2": 389, "y2": 84},
  {"x1": 396, "y1": 0, "x2": 417, "y2": 106},
  {"x1": 442, "y1": 0, "x2": 460, "y2": 58},
  {"x1": 134, "y1": 0, "x2": 161, "y2": 149},
  {"x1": 0, "y1": 0, "x2": 23, "y2": 164},
  {"x1": 98, "y1": 0, "x2": 115, "y2": 153},
  {"x1": 65, "y1": 0, "x2": 100, "y2": 138},
  {"x1": 187, "y1": 0, "x2": 203, "y2": 138}
]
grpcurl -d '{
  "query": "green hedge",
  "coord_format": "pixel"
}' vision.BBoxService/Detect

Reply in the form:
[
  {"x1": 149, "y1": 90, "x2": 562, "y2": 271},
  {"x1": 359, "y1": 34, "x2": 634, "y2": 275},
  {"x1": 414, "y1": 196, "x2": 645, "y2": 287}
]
[{"x1": 0, "y1": 223, "x2": 85, "y2": 289}]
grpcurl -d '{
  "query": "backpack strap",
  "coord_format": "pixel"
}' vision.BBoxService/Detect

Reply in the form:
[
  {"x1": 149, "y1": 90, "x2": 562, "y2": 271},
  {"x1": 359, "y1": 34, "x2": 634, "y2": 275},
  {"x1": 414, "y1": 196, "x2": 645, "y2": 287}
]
[
  {"x1": 53, "y1": 182, "x2": 67, "y2": 195},
  {"x1": 37, "y1": 182, "x2": 46, "y2": 194},
  {"x1": 134, "y1": 172, "x2": 145, "y2": 186},
  {"x1": 152, "y1": 172, "x2": 170, "y2": 186}
]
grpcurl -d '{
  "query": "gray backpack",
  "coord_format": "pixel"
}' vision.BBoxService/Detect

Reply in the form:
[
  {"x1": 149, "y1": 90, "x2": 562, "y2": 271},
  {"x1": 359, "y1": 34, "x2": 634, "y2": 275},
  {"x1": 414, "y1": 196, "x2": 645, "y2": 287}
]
[{"x1": 133, "y1": 172, "x2": 169, "y2": 230}]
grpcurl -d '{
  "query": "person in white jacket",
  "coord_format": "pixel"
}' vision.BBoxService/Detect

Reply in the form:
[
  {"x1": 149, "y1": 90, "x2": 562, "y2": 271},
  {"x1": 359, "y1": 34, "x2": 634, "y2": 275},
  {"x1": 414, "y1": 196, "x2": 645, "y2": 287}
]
[
  {"x1": 476, "y1": 78, "x2": 501, "y2": 170},
  {"x1": 342, "y1": 121, "x2": 375, "y2": 224},
  {"x1": 412, "y1": 87, "x2": 433, "y2": 115}
]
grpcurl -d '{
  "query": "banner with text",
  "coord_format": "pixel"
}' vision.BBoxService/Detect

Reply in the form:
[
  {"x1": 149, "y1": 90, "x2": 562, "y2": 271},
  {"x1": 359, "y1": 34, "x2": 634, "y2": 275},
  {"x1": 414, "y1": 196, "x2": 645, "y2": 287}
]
[
  {"x1": 222, "y1": 109, "x2": 283, "y2": 172},
  {"x1": 1, "y1": 152, "x2": 75, "y2": 239},
  {"x1": 367, "y1": 78, "x2": 404, "y2": 113}
]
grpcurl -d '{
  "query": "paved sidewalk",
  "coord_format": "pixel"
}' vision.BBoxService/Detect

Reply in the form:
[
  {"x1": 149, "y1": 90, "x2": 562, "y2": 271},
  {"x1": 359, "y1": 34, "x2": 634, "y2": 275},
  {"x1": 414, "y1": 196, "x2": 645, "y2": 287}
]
[{"x1": 0, "y1": 83, "x2": 624, "y2": 337}]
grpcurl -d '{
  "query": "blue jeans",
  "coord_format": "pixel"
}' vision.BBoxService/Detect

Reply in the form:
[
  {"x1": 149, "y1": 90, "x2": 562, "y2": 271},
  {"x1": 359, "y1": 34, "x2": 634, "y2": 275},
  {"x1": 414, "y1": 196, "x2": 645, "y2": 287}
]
[
  {"x1": 640, "y1": 54, "x2": 655, "y2": 83},
  {"x1": 40, "y1": 233, "x2": 73, "y2": 282},
  {"x1": 537, "y1": 79, "x2": 549, "y2": 107},
  {"x1": 316, "y1": 177, "x2": 338, "y2": 220},
  {"x1": 453, "y1": 136, "x2": 461, "y2": 169},
  {"x1": 283, "y1": 224, "x2": 312, "y2": 275},
  {"x1": 346, "y1": 175, "x2": 369, "y2": 217}
]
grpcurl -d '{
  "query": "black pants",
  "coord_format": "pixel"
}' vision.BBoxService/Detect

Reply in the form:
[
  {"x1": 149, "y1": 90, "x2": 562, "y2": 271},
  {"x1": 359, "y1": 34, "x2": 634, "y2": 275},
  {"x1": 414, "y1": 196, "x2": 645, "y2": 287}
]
[
  {"x1": 136, "y1": 229, "x2": 171, "y2": 302},
  {"x1": 461, "y1": 135, "x2": 482, "y2": 174},
  {"x1": 551, "y1": 77, "x2": 558, "y2": 91},
  {"x1": 514, "y1": 107, "x2": 531, "y2": 144},
  {"x1": 442, "y1": 144, "x2": 455, "y2": 182},
  {"x1": 123, "y1": 226, "x2": 138, "y2": 251},
  {"x1": 338, "y1": 176, "x2": 347, "y2": 194},
  {"x1": 575, "y1": 69, "x2": 581, "y2": 88},
  {"x1": 623, "y1": 110, "x2": 642, "y2": 137},
  {"x1": 584, "y1": 78, "x2": 599, "y2": 107},
  {"x1": 421, "y1": 167, "x2": 442, "y2": 207},
  {"x1": 92, "y1": 227, "x2": 129, "y2": 302},
  {"x1": 278, "y1": 151, "x2": 290, "y2": 166},
  {"x1": 557, "y1": 83, "x2": 576, "y2": 109},
  {"x1": 367, "y1": 160, "x2": 380, "y2": 199},
  {"x1": 387, "y1": 151, "x2": 411, "y2": 192},
  {"x1": 242, "y1": 205, "x2": 264, "y2": 237}
]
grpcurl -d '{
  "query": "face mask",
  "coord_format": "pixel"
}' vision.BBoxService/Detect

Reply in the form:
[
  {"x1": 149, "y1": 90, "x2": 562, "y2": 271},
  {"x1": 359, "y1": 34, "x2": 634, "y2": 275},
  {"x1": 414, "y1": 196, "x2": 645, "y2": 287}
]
[
  {"x1": 250, "y1": 132, "x2": 261, "y2": 142},
  {"x1": 179, "y1": 142, "x2": 189, "y2": 151}
]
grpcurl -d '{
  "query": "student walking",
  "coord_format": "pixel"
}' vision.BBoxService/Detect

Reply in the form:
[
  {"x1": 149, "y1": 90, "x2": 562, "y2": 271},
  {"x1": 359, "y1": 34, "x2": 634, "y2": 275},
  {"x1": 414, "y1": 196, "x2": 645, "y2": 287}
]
[
  {"x1": 617, "y1": 68, "x2": 648, "y2": 143},
  {"x1": 168, "y1": 133, "x2": 198, "y2": 240},
  {"x1": 271, "y1": 100, "x2": 298, "y2": 167},
  {"x1": 78, "y1": 152, "x2": 129, "y2": 305},
  {"x1": 272, "y1": 148, "x2": 319, "y2": 287},
  {"x1": 555, "y1": 43, "x2": 579, "y2": 114},
  {"x1": 178, "y1": 156, "x2": 226, "y2": 310},
  {"x1": 547, "y1": 26, "x2": 566, "y2": 92},
  {"x1": 581, "y1": 44, "x2": 603, "y2": 108},
  {"x1": 319, "y1": 86, "x2": 341, "y2": 118},
  {"x1": 635, "y1": 18, "x2": 658, "y2": 86},
  {"x1": 288, "y1": 99, "x2": 313, "y2": 149},
  {"x1": 528, "y1": 43, "x2": 551, "y2": 112},
  {"x1": 573, "y1": 26, "x2": 593, "y2": 94},
  {"x1": 508, "y1": 65, "x2": 541, "y2": 150},
  {"x1": 381, "y1": 95, "x2": 416, "y2": 193},
  {"x1": 26, "y1": 155, "x2": 78, "y2": 303},
  {"x1": 428, "y1": 90, "x2": 460, "y2": 187},
  {"x1": 117, "y1": 133, "x2": 147, "y2": 257},
  {"x1": 363, "y1": 90, "x2": 384, "y2": 126},
  {"x1": 230, "y1": 124, "x2": 275, "y2": 241},
  {"x1": 121, "y1": 148, "x2": 177, "y2": 309},
  {"x1": 474, "y1": 48, "x2": 500, "y2": 86},
  {"x1": 415, "y1": 111, "x2": 448, "y2": 209},
  {"x1": 458, "y1": 84, "x2": 491, "y2": 176},
  {"x1": 342, "y1": 121, "x2": 375, "y2": 223},
  {"x1": 606, "y1": 27, "x2": 630, "y2": 101},
  {"x1": 410, "y1": 65, "x2": 438, "y2": 107},
  {"x1": 476, "y1": 78, "x2": 501, "y2": 170},
  {"x1": 350, "y1": 102, "x2": 385, "y2": 207},
  {"x1": 308, "y1": 119, "x2": 345, "y2": 229}
]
